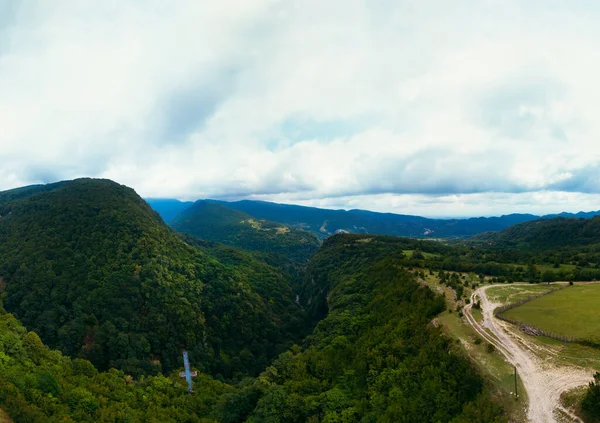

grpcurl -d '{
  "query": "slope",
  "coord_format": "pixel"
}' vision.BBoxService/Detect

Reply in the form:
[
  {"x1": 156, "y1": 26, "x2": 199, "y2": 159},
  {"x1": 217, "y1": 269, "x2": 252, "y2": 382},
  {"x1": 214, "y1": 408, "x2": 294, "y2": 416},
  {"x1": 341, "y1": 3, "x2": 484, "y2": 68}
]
[
  {"x1": 0, "y1": 304, "x2": 235, "y2": 422},
  {"x1": 472, "y1": 216, "x2": 600, "y2": 250},
  {"x1": 171, "y1": 200, "x2": 320, "y2": 262},
  {"x1": 219, "y1": 233, "x2": 506, "y2": 422},
  {"x1": 0, "y1": 179, "x2": 305, "y2": 378}
]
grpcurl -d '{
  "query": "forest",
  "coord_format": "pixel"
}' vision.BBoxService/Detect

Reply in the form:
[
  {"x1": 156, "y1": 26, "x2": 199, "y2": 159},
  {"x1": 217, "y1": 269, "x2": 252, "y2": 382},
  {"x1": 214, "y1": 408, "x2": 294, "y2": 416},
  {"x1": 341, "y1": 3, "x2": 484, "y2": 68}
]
[
  {"x1": 0, "y1": 230, "x2": 505, "y2": 422},
  {"x1": 171, "y1": 200, "x2": 320, "y2": 263},
  {"x1": 4, "y1": 178, "x2": 600, "y2": 422}
]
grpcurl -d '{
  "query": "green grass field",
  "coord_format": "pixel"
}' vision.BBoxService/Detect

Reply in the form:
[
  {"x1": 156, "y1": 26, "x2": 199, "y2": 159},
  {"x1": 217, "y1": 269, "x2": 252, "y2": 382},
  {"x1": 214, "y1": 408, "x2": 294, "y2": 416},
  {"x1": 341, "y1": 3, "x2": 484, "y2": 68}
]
[
  {"x1": 503, "y1": 283, "x2": 600, "y2": 341},
  {"x1": 486, "y1": 284, "x2": 555, "y2": 304}
]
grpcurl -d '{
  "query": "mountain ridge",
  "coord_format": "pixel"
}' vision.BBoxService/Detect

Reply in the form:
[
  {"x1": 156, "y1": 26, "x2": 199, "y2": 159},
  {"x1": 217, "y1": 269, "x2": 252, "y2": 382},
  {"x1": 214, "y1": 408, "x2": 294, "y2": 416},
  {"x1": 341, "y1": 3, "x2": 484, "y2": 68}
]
[
  {"x1": 147, "y1": 197, "x2": 600, "y2": 239},
  {"x1": 171, "y1": 200, "x2": 320, "y2": 262},
  {"x1": 0, "y1": 178, "x2": 306, "y2": 377}
]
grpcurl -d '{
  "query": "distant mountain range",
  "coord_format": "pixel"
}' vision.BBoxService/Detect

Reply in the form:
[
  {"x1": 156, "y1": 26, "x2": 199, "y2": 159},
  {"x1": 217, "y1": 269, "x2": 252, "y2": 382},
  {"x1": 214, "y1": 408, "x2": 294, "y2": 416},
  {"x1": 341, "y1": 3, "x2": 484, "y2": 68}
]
[{"x1": 147, "y1": 197, "x2": 600, "y2": 239}]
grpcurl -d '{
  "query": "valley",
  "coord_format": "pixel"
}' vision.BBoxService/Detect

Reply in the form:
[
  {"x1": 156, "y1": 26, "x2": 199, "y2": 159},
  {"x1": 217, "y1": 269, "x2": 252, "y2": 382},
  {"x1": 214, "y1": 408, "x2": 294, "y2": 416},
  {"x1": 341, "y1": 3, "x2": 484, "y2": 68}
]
[{"x1": 2, "y1": 179, "x2": 600, "y2": 422}]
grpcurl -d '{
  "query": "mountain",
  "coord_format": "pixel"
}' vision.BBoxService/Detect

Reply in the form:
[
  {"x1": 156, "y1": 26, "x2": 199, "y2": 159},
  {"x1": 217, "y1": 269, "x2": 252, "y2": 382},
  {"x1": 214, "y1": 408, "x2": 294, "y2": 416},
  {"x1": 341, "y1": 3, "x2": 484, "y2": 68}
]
[
  {"x1": 205, "y1": 199, "x2": 539, "y2": 238},
  {"x1": 144, "y1": 198, "x2": 193, "y2": 223},
  {"x1": 147, "y1": 197, "x2": 600, "y2": 240},
  {"x1": 0, "y1": 179, "x2": 306, "y2": 377},
  {"x1": 171, "y1": 200, "x2": 320, "y2": 262},
  {"x1": 545, "y1": 210, "x2": 600, "y2": 219},
  {"x1": 0, "y1": 232, "x2": 504, "y2": 422},
  {"x1": 472, "y1": 216, "x2": 600, "y2": 250}
]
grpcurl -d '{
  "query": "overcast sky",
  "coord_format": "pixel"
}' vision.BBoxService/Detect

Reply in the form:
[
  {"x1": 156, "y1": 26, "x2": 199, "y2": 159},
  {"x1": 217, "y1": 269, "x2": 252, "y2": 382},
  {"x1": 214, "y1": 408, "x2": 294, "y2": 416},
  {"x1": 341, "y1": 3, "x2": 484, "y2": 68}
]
[{"x1": 1, "y1": 1, "x2": 600, "y2": 217}]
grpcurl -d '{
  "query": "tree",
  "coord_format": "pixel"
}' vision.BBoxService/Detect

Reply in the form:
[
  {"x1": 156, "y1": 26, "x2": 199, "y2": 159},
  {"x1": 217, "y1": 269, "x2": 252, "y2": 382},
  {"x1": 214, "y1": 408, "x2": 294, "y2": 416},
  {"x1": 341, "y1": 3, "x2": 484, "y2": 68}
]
[{"x1": 582, "y1": 372, "x2": 600, "y2": 420}]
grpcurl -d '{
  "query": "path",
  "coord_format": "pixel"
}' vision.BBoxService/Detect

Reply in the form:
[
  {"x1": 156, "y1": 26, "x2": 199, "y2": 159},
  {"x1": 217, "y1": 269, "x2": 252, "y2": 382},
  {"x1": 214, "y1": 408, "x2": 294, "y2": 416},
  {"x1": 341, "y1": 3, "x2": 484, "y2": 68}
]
[{"x1": 464, "y1": 284, "x2": 592, "y2": 423}]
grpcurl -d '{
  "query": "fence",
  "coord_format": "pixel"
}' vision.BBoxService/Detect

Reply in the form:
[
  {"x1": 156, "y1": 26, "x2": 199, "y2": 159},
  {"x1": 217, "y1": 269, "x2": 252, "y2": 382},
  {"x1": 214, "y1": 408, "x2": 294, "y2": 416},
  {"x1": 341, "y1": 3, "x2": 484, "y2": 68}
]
[{"x1": 494, "y1": 285, "x2": 600, "y2": 349}]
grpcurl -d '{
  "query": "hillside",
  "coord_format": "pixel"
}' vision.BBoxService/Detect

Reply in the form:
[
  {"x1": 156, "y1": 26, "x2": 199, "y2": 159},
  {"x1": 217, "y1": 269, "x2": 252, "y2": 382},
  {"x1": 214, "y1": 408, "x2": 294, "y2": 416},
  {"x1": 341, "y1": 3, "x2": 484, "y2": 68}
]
[
  {"x1": 0, "y1": 233, "x2": 506, "y2": 422},
  {"x1": 171, "y1": 200, "x2": 320, "y2": 262},
  {"x1": 0, "y1": 179, "x2": 306, "y2": 378},
  {"x1": 472, "y1": 216, "x2": 600, "y2": 250},
  {"x1": 0, "y1": 305, "x2": 234, "y2": 422},
  {"x1": 223, "y1": 234, "x2": 505, "y2": 422}
]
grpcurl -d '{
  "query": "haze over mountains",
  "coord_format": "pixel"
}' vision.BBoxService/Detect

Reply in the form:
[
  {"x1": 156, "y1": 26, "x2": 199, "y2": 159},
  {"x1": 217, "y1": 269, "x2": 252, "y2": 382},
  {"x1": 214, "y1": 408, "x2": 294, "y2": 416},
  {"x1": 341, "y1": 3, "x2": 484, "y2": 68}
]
[{"x1": 147, "y1": 197, "x2": 600, "y2": 240}]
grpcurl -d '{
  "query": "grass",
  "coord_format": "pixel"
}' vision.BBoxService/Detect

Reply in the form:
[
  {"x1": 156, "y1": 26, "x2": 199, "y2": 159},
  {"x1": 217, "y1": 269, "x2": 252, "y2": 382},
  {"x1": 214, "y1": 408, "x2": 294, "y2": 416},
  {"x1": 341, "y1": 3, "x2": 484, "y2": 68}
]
[
  {"x1": 561, "y1": 386, "x2": 589, "y2": 422},
  {"x1": 415, "y1": 270, "x2": 528, "y2": 421},
  {"x1": 485, "y1": 284, "x2": 556, "y2": 305},
  {"x1": 503, "y1": 283, "x2": 600, "y2": 341}
]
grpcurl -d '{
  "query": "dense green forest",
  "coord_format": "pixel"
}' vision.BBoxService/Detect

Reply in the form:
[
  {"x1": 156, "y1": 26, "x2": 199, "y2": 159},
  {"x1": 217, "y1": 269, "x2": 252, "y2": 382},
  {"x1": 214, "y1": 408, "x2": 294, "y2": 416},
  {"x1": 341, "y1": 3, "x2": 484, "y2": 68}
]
[
  {"x1": 0, "y1": 229, "x2": 505, "y2": 422},
  {"x1": 468, "y1": 217, "x2": 600, "y2": 281},
  {"x1": 0, "y1": 179, "x2": 306, "y2": 378},
  {"x1": 0, "y1": 305, "x2": 233, "y2": 422},
  {"x1": 171, "y1": 201, "x2": 320, "y2": 263},
  {"x1": 12, "y1": 178, "x2": 600, "y2": 422}
]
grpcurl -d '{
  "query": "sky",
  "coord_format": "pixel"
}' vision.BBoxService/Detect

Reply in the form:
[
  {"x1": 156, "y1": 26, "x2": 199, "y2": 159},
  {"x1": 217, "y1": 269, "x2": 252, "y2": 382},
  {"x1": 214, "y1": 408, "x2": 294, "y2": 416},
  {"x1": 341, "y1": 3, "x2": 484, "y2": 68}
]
[{"x1": 1, "y1": 1, "x2": 600, "y2": 217}]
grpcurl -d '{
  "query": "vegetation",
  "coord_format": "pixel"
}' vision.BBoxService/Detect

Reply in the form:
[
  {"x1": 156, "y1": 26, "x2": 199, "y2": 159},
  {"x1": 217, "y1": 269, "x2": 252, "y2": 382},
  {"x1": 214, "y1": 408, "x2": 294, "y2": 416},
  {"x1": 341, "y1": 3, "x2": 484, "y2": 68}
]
[
  {"x1": 0, "y1": 179, "x2": 306, "y2": 378},
  {"x1": 582, "y1": 372, "x2": 600, "y2": 422},
  {"x1": 12, "y1": 179, "x2": 600, "y2": 421},
  {"x1": 0, "y1": 302, "x2": 262, "y2": 422},
  {"x1": 501, "y1": 284, "x2": 600, "y2": 342},
  {"x1": 171, "y1": 201, "x2": 320, "y2": 263},
  {"x1": 0, "y1": 209, "x2": 507, "y2": 422},
  {"x1": 268, "y1": 234, "x2": 506, "y2": 422}
]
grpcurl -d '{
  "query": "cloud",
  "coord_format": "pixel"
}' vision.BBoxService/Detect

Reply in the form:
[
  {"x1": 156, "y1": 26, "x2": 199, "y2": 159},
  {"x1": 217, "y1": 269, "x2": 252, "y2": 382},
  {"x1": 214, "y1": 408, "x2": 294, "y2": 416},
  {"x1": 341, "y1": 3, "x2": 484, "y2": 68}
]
[{"x1": 1, "y1": 1, "x2": 600, "y2": 216}]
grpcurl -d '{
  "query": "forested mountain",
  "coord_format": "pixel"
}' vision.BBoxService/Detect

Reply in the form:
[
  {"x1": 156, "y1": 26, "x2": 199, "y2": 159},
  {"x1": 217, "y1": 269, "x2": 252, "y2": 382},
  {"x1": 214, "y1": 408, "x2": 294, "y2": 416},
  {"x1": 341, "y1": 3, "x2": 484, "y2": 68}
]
[
  {"x1": 144, "y1": 198, "x2": 193, "y2": 223},
  {"x1": 0, "y1": 233, "x2": 505, "y2": 422},
  {"x1": 171, "y1": 200, "x2": 320, "y2": 262},
  {"x1": 0, "y1": 179, "x2": 306, "y2": 378},
  {"x1": 472, "y1": 216, "x2": 600, "y2": 250}
]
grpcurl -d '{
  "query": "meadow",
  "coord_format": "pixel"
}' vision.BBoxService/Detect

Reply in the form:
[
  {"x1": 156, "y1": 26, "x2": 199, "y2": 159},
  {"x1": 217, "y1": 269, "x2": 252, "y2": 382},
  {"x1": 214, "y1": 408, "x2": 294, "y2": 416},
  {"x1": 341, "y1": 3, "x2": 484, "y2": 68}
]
[
  {"x1": 502, "y1": 283, "x2": 600, "y2": 341},
  {"x1": 486, "y1": 284, "x2": 555, "y2": 304}
]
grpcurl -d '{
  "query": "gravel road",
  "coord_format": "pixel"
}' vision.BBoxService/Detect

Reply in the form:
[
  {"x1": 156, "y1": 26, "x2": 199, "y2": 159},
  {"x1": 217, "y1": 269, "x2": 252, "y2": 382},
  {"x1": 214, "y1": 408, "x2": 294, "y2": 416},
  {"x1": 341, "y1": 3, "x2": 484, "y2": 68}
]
[{"x1": 464, "y1": 284, "x2": 592, "y2": 423}]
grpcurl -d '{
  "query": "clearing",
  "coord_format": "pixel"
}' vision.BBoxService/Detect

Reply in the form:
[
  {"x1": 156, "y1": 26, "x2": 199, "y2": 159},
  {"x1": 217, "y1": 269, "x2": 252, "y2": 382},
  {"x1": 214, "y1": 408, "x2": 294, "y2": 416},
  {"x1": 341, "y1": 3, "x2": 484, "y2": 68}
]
[{"x1": 502, "y1": 283, "x2": 600, "y2": 341}]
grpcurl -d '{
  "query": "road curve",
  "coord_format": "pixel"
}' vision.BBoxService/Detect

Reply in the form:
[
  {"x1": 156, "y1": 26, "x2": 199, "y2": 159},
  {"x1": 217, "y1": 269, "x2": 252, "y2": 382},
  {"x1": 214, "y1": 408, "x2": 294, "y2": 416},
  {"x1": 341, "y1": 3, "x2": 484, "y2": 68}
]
[{"x1": 464, "y1": 284, "x2": 592, "y2": 423}]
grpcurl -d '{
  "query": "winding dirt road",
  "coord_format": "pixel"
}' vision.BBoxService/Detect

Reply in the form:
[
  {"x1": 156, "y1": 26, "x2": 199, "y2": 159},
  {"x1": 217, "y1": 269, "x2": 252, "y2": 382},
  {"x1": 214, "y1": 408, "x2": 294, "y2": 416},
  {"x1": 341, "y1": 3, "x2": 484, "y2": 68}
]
[{"x1": 464, "y1": 284, "x2": 592, "y2": 423}]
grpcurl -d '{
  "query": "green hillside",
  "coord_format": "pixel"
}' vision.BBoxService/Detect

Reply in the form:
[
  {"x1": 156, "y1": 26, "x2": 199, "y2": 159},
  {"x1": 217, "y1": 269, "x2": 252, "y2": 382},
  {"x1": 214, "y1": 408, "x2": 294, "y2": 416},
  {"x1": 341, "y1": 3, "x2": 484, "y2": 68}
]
[
  {"x1": 171, "y1": 200, "x2": 320, "y2": 262},
  {"x1": 0, "y1": 305, "x2": 234, "y2": 422},
  {"x1": 0, "y1": 179, "x2": 305, "y2": 378},
  {"x1": 472, "y1": 216, "x2": 600, "y2": 250},
  {"x1": 222, "y1": 234, "x2": 505, "y2": 422}
]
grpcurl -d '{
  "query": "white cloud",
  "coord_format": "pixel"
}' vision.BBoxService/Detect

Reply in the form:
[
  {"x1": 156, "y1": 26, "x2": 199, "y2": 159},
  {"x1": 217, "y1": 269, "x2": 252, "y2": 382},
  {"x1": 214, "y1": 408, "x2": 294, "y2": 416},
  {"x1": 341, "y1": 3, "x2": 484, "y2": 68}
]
[{"x1": 1, "y1": 0, "x2": 600, "y2": 217}]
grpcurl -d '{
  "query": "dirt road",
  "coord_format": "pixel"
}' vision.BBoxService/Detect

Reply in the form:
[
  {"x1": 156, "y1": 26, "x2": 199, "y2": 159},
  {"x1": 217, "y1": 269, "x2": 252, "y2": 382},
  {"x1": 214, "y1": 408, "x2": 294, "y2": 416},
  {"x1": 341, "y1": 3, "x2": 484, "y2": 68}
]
[{"x1": 464, "y1": 284, "x2": 592, "y2": 423}]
